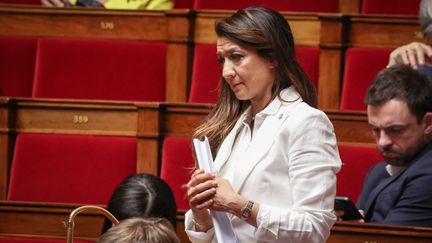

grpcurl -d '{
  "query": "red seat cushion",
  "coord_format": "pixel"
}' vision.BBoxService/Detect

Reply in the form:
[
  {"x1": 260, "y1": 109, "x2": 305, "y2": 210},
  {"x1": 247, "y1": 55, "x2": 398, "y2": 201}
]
[
  {"x1": 0, "y1": 37, "x2": 37, "y2": 97},
  {"x1": 160, "y1": 137, "x2": 194, "y2": 211},
  {"x1": 33, "y1": 38, "x2": 166, "y2": 102},
  {"x1": 361, "y1": 0, "x2": 420, "y2": 15},
  {"x1": 340, "y1": 47, "x2": 393, "y2": 111},
  {"x1": 337, "y1": 145, "x2": 382, "y2": 203},
  {"x1": 7, "y1": 133, "x2": 137, "y2": 204}
]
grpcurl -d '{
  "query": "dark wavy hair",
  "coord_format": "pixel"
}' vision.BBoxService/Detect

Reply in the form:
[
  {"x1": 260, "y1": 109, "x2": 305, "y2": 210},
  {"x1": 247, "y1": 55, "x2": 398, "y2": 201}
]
[
  {"x1": 365, "y1": 64, "x2": 432, "y2": 122},
  {"x1": 101, "y1": 173, "x2": 177, "y2": 233},
  {"x1": 194, "y1": 6, "x2": 316, "y2": 154}
]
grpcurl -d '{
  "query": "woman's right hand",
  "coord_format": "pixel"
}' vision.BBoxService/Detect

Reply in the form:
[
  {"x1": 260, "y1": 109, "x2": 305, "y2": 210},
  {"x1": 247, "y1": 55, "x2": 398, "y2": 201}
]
[{"x1": 187, "y1": 169, "x2": 217, "y2": 231}]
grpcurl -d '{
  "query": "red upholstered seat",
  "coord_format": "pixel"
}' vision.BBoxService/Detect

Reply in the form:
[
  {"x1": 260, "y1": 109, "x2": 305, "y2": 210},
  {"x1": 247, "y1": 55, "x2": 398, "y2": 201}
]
[
  {"x1": 340, "y1": 47, "x2": 393, "y2": 111},
  {"x1": 33, "y1": 38, "x2": 166, "y2": 102},
  {"x1": 174, "y1": 0, "x2": 194, "y2": 8},
  {"x1": 361, "y1": 0, "x2": 420, "y2": 15},
  {"x1": 7, "y1": 133, "x2": 137, "y2": 204},
  {"x1": 284, "y1": 0, "x2": 338, "y2": 13},
  {"x1": 188, "y1": 44, "x2": 319, "y2": 104},
  {"x1": 160, "y1": 137, "x2": 194, "y2": 211},
  {"x1": 0, "y1": 236, "x2": 92, "y2": 243},
  {"x1": 193, "y1": 0, "x2": 338, "y2": 12},
  {"x1": 193, "y1": 0, "x2": 289, "y2": 11},
  {"x1": 296, "y1": 45, "x2": 319, "y2": 89},
  {"x1": 337, "y1": 145, "x2": 382, "y2": 203},
  {"x1": 189, "y1": 44, "x2": 220, "y2": 103},
  {"x1": 0, "y1": 37, "x2": 37, "y2": 97}
]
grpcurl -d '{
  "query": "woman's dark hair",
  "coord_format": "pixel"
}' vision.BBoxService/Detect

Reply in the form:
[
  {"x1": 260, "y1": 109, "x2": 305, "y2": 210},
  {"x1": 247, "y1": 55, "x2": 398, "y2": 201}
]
[
  {"x1": 194, "y1": 6, "x2": 316, "y2": 154},
  {"x1": 101, "y1": 173, "x2": 177, "y2": 233}
]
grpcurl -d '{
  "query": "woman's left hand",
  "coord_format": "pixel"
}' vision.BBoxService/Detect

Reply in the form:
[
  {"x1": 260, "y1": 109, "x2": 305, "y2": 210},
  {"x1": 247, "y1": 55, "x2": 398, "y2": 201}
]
[{"x1": 210, "y1": 177, "x2": 246, "y2": 215}]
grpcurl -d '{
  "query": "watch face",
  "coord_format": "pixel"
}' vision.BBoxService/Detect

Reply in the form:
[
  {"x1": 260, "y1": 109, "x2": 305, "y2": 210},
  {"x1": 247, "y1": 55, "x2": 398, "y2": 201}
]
[{"x1": 240, "y1": 201, "x2": 254, "y2": 220}]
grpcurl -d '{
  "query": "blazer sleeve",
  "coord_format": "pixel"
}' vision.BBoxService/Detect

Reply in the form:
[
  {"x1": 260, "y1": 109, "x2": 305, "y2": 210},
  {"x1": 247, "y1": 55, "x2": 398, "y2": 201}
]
[{"x1": 254, "y1": 108, "x2": 341, "y2": 242}]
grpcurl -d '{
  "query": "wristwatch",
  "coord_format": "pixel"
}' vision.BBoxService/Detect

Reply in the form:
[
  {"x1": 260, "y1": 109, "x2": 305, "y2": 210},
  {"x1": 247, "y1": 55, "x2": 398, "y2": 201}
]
[{"x1": 240, "y1": 200, "x2": 254, "y2": 221}]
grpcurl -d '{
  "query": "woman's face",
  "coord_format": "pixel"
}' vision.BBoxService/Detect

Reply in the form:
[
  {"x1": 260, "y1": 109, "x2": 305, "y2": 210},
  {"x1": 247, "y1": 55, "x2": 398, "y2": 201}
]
[{"x1": 217, "y1": 37, "x2": 276, "y2": 108}]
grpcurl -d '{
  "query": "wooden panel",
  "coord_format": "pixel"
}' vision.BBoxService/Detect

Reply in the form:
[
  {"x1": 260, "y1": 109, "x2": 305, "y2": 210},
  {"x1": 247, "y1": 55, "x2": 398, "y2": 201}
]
[
  {"x1": 162, "y1": 103, "x2": 212, "y2": 137},
  {"x1": 137, "y1": 103, "x2": 161, "y2": 175},
  {"x1": 166, "y1": 10, "x2": 194, "y2": 102},
  {"x1": 0, "y1": 5, "x2": 168, "y2": 41},
  {"x1": 329, "y1": 221, "x2": 432, "y2": 242},
  {"x1": 349, "y1": 15, "x2": 422, "y2": 48},
  {"x1": 0, "y1": 201, "x2": 104, "y2": 240},
  {"x1": 14, "y1": 99, "x2": 138, "y2": 136},
  {"x1": 317, "y1": 15, "x2": 344, "y2": 110},
  {"x1": 0, "y1": 98, "x2": 14, "y2": 200},
  {"x1": 327, "y1": 110, "x2": 374, "y2": 145},
  {"x1": 339, "y1": 0, "x2": 361, "y2": 14},
  {"x1": 193, "y1": 10, "x2": 322, "y2": 46}
]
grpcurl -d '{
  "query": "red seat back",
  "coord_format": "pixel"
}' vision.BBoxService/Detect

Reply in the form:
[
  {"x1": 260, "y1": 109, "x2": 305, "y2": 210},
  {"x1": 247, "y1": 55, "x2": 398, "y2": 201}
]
[
  {"x1": 174, "y1": 0, "x2": 194, "y2": 8},
  {"x1": 284, "y1": 0, "x2": 338, "y2": 12},
  {"x1": 7, "y1": 133, "x2": 137, "y2": 204},
  {"x1": 337, "y1": 145, "x2": 382, "y2": 203},
  {"x1": 193, "y1": 0, "x2": 338, "y2": 12},
  {"x1": 361, "y1": 0, "x2": 420, "y2": 15},
  {"x1": 296, "y1": 45, "x2": 319, "y2": 89},
  {"x1": 340, "y1": 47, "x2": 393, "y2": 111},
  {"x1": 33, "y1": 38, "x2": 166, "y2": 102},
  {"x1": 0, "y1": 37, "x2": 37, "y2": 97},
  {"x1": 193, "y1": 0, "x2": 289, "y2": 11},
  {"x1": 160, "y1": 137, "x2": 194, "y2": 211},
  {"x1": 189, "y1": 44, "x2": 221, "y2": 103}
]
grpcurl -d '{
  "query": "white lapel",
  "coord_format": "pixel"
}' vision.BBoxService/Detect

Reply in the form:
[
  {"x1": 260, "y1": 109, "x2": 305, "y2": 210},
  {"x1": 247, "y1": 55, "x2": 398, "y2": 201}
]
[{"x1": 213, "y1": 109, "x2": 250, "y2": 171}]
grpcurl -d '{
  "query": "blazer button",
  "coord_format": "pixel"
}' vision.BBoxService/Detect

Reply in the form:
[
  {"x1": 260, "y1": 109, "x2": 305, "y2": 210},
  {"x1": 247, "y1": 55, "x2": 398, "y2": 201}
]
[{"x1": 278, "y1": 114, "x2": 283, "y2": 119}]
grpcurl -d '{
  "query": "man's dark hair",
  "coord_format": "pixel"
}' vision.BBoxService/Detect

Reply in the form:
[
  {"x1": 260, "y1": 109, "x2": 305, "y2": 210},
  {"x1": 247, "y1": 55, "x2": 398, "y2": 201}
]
[{"x1": 365, "y1": 64, "x2": 432, "y2": 122}]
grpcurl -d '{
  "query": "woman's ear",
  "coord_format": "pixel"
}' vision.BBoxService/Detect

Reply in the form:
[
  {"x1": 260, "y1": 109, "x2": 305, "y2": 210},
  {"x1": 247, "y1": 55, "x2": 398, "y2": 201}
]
[
  {"x1": 423, "y1": 112, "x2": 432, "y2": 136},
  {"x1": 268, "y1": 59, "x2": 278, "y2": 69}
]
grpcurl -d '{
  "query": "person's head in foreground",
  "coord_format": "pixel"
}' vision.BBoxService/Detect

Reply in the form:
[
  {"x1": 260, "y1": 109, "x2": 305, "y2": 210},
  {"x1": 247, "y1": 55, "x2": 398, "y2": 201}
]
[
  {"x1": 365, "y1": 64, "x2": 432, "y2": 166},
  {"x1": 102, "y1": 173, "x2": 177, "y2": 233},
  {"x1": 96, "y1": 217, "x2": 180, "y2": 243}
]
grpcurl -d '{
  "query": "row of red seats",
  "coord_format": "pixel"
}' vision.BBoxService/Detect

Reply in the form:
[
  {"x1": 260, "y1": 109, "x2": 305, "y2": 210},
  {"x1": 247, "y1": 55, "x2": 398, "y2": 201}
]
[
  {"x1": 0, "y1": 37, "x2": 319, "y2": 104},
  {"x1": 0, "y1": 0, "x2": 421, "y2": 15},
  {"x1": 6, "y1": 133, "x2": 381, "y2": 215},
  {"x1": 0, "y1": 37, "x2": 166, "y2": 101},
  {"x1": 0, "y1": 36, "x2": 392, "y2": 111}
]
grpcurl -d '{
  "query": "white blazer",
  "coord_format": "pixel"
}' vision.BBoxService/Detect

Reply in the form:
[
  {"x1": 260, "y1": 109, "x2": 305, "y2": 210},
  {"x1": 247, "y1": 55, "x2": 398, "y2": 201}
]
[{"x1": 185, "y1": 87, "x2": 341, "y2": 243}]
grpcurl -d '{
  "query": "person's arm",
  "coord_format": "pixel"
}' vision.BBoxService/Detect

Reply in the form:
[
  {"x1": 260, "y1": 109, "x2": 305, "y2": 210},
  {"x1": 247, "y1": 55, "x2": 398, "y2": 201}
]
[
  {"x1": 256, "y1": 110, "x2": 340, "y2": 242},
  {"x1": 388, "y1": 42, "x2": 432, "y2": 69},
  {"x1": 184, "y1": 169, "x2": 217, "y2": 243},
  {"x1": 381, "y1": 170, "x2": 432, "y2": 226}
]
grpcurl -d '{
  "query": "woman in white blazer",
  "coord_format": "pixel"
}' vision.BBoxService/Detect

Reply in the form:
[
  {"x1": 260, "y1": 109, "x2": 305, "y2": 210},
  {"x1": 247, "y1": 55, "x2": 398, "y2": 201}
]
[{"x1": 185, "y1": 7, "x2": 341, "y2": 243}]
